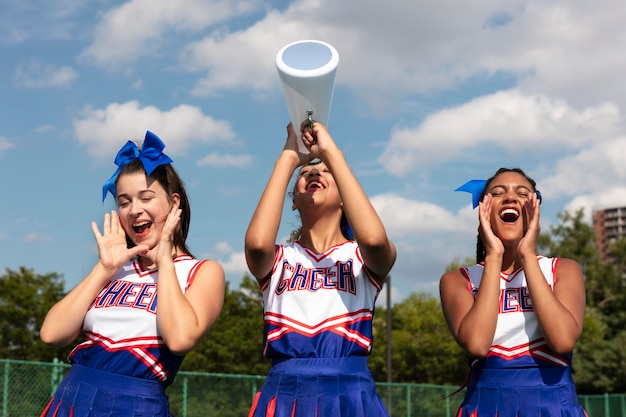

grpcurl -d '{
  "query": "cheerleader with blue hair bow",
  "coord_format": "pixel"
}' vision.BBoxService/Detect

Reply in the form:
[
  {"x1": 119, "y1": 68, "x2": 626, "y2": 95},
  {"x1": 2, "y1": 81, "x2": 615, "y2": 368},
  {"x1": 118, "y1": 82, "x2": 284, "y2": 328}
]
[
  {"x1": 39, "y1": 131, "x2": 225, "y2": 417},
  {"x1": 440, "y1": 167, "x2": 587, "y2": 417}
]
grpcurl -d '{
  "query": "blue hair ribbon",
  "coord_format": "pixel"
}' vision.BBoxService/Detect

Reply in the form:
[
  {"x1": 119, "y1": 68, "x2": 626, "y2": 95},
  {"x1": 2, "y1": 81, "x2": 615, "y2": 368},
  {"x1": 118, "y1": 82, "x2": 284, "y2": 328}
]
[
  {"x1": 102, "y1": 130, "x2": 173, "y2": 202},
  {"x1": 345, "y1": 222, "x2": 354, "y2": 240},
  {"x1": 455, "y1": 179, "x2": 487, "y2": 209},
  {"x1": 455, "y1": 179, "x2": 543, "y2": 209}
]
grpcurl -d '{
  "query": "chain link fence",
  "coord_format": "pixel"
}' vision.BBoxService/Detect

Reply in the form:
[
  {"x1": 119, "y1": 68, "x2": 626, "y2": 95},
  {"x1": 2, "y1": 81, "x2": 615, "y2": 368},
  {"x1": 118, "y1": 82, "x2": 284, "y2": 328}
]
[{"x1": 1, "y1": 359, "x2": 623, "y2": 416}]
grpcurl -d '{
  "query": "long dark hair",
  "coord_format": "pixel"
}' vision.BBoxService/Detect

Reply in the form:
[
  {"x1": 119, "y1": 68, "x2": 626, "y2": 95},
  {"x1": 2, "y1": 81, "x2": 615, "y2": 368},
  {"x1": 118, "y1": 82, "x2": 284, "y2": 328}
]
[
  {"x1": 475, "y1": 167, "x2": 538, "y2": 263},
  {"x1": 116, "y1": 159, "x2": 193, "y2": 256}
]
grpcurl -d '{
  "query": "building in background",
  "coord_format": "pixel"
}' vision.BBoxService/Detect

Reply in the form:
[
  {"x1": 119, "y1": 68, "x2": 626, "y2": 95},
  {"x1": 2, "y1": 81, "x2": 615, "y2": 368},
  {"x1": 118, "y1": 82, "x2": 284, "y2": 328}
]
[{"x1": 592, "y1": 205, "x2": 626, "y2": 262}]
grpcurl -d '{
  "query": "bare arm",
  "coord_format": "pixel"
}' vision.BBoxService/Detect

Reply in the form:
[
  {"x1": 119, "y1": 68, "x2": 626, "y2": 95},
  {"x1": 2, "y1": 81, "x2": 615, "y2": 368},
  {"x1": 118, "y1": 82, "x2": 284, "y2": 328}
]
[
  {"x1": 40, "y1": 211, "x2": 149, "y2": 346},
  {"x1": 440, "y1": 255, "x2": 501, "y2": 358},
  {"x1": 155, "y1": 258, "x2": 225, "y2": 355},
  {"x1": 244, "y1": 124, "x2": 305, "y2": 281},
  {"x1": 142, "y1": 205, "x2": 225, "y2": 355},
  {"x1": 439, "y1": 195, "x2": 503, "y2": 358},
  {"x1": 301, "y1": 121, "x2": 396, "y2": 277},
  {"x1": 517, "y1": 193, "x2": 585, "y2": 354}
]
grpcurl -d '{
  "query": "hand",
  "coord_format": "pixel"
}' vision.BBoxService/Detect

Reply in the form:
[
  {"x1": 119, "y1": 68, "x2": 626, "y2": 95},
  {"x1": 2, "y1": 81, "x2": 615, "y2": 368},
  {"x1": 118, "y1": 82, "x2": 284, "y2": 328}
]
[
  {"x1": 283, "y1": 122, "x2": 311, "y2": 166},
  {"x1": 299, "y1": 120, "x2": 338, "y2": 160},
  {"x1": 517, "y1": 192, "x2": 540, "y2": 258},
  {"x1": 154, "y1": 204, "x2": 182, "y2": 264},
  {"x1": 92, "y1": 211, "x2": 149, "y2": 273},
  {"x1": 478, "y1": 194, "x2": 504, "y2": 258}
]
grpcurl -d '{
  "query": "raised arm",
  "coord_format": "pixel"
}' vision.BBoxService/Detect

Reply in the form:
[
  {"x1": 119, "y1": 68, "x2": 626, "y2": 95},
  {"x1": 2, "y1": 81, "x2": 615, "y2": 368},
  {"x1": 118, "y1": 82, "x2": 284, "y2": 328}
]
[
  {"x1": 40, "y1": 211, "x2": 149, "y2": 347},
  {"x1": 439, "y1": 194, "x2": 503, "y2": 358},
  {"x1": 301, "y1": 121, "x2": 396, "y2": 277},
  {"x1": 518, "y1": 194, "x2": 585, "y2": 354},
  {"x1": 245, "y1": 123, "x2": 304, "y2": 281},
  {"x1": 145, "y1": 205, "x2": 225, "y2": 355}
]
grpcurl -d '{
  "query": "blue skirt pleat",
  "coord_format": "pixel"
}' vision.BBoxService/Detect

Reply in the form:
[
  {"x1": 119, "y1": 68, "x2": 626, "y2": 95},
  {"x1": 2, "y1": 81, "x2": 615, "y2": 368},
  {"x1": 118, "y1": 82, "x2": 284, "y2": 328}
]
[
  {"x1": 40, "y1": 364, "x2": 172, "y2": 417},
  {"x1": 249, "y1": 357, "x2": 389, "y2": 417},
  {"x1": 457, "y1": 367, "x2": 587, "y2": 417}
]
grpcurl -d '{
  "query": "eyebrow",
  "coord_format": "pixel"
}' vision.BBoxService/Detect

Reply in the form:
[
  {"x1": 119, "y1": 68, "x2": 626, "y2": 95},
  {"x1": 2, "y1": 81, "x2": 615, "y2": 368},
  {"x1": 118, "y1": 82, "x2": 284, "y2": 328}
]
[
  {"x1": 117, "y1": 189, "x2": 157, "y2": 200},
  {"x1": 489, "y1": 184, "x2": 532, "y2": 193}
]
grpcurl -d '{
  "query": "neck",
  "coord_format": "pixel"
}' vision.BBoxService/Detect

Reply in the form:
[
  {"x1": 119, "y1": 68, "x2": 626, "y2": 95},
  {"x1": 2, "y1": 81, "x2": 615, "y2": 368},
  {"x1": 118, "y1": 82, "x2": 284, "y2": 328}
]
[{"x1": 298, "y1": 227, "x2": 346, "y2": 254}]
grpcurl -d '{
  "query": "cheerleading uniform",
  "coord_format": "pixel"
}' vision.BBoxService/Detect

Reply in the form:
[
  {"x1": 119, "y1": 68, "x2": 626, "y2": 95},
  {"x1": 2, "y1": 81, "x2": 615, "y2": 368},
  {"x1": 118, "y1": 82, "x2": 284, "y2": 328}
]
[
  {"x1": 41, "y1": 255, "x2": 206, "y2": 417},
  {"x1": 248, "y1": 240, "x2": 390, "y2": 417},
  {"x1": 456, "y1": 256, "x2": 587, "y2": 417}
]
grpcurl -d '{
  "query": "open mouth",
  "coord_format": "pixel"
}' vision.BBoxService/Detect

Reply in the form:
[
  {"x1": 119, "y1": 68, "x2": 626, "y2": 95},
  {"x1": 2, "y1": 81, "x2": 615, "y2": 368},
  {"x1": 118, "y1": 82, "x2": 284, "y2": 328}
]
[
  {"x1": 133, "y1": 221, "x2": 152, "y2": 234},
  {"x1": 500, "y1": 208, "x2": 520, "y2": 223},
  {"x1": 306, "y1": 180, "x2": 323, "y2": 191}
]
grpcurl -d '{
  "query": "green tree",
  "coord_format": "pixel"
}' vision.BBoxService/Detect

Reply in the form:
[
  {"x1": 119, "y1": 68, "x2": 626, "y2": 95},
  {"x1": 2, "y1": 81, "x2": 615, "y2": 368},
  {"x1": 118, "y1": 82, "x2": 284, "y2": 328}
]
[
  {"x1": 370, "y1": 293, "x2": 466, "y2": 386},
  {"x1": 536, "y1": 208, "x2": 626, "y2": 393},
  {"x1": 182, "y1": 275, "x2": 270, "y2": 376},
  {"x1": 0, "y1": 267, "x2": 69, "y2": 361}
]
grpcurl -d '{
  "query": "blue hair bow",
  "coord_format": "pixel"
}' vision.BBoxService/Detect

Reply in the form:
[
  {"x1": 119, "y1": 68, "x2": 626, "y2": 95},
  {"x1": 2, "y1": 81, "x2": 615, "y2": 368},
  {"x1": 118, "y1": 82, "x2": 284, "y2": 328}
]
[
  {"x1": 455, "y1": 179, "x2": 543, "y2": 209},
  {"x1": 102, "y1": 131, "x2": 173, "y2": 202},
  {"x1": 455, "y1": 180, "x2": 487, "y2": 209}
]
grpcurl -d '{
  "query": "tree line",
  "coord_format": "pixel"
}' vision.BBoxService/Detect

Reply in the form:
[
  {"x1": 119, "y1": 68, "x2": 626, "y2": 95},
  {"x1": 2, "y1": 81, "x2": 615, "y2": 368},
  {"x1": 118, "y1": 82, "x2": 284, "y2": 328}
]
[{"x1": 2, "y1": 208, "x2": 625, "y2": 394}]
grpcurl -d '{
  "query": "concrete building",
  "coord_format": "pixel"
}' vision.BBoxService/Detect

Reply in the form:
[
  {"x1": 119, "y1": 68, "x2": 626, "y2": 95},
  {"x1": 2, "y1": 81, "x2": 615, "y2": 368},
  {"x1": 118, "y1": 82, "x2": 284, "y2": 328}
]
[{"x1": 592, "y1": 205, "x2": 626, "y2": 262}]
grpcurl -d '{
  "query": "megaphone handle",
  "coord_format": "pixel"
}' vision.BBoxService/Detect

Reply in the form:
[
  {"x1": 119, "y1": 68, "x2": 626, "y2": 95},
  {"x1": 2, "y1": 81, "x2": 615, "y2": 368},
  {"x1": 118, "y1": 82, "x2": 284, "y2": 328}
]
[{"x1": 307, "y1": 110, "x2": 314, "y2": 128}]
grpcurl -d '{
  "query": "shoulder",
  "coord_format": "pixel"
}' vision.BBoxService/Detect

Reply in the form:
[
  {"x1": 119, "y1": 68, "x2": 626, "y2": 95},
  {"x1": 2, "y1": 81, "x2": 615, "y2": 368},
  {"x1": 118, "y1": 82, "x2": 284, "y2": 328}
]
[
  {"x1": 439, "y1": 267, "x2": 468, "y2": 290},
  {"x1": 554, "y1": 257, "x2": 583, "y2": 281},
  {"x1": 196, "y1": 259, "x2": 225, "y2": 278}
]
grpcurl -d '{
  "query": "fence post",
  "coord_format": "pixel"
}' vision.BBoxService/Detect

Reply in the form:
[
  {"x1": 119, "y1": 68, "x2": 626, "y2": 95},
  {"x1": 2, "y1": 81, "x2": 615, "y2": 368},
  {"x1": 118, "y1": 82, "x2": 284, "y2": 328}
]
[
  {"x1": 181, "y1": 374, "x2": 188, "y2": 417},
  {"x1": 406, "y1": 384, "x2": 411, "y2": 417},
  {"x1": 2, "y1": 360, "x2": 9, "y2": 417},
  {"x1": 50, "y1": 357, "x2": 59, "y2": 397}
]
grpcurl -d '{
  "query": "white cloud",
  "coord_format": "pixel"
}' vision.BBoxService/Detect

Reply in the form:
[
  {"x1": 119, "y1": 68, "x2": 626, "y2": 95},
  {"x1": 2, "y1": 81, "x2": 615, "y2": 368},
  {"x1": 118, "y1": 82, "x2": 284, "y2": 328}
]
[
  {"x1": 219, "y1": 250, "x2": 249, "y2": 276},
  {"x1": 0, "y1": 137, "x2": 13, "y2": 156},
  {"x1": 197, "y1": 153, "x2": 253, "y2": 168},
  {"x1": 34, "y1": 125, "x2": 56, "y2": 133},
  {"x1": 73, "y1": 100, "x2": 236, "y2": 160},
  {"x1": 23, "y1": 232, "x2": 53, "y2": 243},
  {"x1": 378, "y1": 89, "x2": 622, "y2": 176},
  {"x1": 371, "y1": 193, "x2": 471, "y2": 238},
  {"x1": 15, "y1": 62, "x2": 78, "y2": 88},
  {"x1": 540, "y1": 137, "x2": 626, "y2": 197},
  {"x1": 80, "y1": 0, "x2": 261, "y2": 69}
]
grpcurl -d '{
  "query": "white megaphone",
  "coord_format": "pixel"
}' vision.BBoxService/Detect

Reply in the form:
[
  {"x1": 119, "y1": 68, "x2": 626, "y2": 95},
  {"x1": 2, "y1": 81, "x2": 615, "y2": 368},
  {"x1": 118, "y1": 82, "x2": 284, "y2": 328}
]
[{"x1": 276, "y1": 39, "x2": 339, "y2": 153}]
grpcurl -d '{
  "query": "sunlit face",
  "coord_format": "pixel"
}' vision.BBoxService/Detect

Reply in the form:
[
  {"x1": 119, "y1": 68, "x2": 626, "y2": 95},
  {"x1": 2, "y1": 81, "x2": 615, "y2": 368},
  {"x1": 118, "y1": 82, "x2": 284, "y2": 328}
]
[
  {"x1": 115, "y1": 172, "x2": 178, "y2": 250},
  {"x1": 292, "y1": 161, "x2": 341, "y2": 211},
  {"x1": 486, "y1": 171, "x2": 534, "y2": 242}
]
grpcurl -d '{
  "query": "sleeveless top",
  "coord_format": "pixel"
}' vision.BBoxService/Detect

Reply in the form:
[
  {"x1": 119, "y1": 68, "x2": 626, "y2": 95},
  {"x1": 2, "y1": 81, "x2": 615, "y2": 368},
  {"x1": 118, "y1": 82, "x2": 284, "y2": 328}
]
[
  {"x1": 460, "y1": 256, "x2": 572, "y2": 369},
  {"x1": 260, "y1": 241, "x2": 385, "y2": 359},
  {"x1": 69, "y1": 255, "x2": 206, "y2": 386}
]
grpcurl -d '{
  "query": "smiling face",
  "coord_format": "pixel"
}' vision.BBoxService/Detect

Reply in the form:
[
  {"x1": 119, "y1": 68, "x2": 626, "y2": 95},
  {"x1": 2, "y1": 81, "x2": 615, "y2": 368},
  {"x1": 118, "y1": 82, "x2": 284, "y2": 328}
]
[
  {"x1": 486, "y1": 171, "x2": 535, "y2": 243},
  {"x1": 292, "y1": 161, "x2": 342, "y2": 211},
  {"x1": 115, "y1": 171, "x2": 179, "y2": 250}
]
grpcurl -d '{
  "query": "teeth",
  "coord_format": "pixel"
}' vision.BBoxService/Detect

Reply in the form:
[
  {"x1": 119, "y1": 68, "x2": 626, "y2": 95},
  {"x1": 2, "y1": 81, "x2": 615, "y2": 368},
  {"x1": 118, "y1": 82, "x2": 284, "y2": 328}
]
[
  {"x1": 501, "y1": 208, "x2": 518, "y2": 216},
  {"x1": 134, "y1": 221, "x2": 150, "y2": 227}
]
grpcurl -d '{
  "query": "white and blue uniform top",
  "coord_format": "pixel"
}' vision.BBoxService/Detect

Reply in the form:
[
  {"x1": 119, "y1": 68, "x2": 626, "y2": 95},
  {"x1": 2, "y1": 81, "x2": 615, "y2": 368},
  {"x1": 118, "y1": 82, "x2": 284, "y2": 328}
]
[
  {"x1": 260, "y1": 241, "x2": 385, "y2": 359},
  {"x1": 69, "y1": 255, "x2": 206, "y2": 386},
  {"x1": 461, "y1": 256, "x2": 572, "y2": 369}
]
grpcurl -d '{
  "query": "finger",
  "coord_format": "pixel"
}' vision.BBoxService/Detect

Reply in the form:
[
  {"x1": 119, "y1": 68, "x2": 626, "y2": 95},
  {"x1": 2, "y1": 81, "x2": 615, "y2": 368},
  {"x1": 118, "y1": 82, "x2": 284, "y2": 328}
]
[
  {"x1": 103, "y1": 212, "x2": 111, "y2": 235},
  {"x1": 111, "y1": 210, "x2": 121, "y2": 235},
  {"x1": 91, "y1": 221, "x2": 102, "y2": 239}
]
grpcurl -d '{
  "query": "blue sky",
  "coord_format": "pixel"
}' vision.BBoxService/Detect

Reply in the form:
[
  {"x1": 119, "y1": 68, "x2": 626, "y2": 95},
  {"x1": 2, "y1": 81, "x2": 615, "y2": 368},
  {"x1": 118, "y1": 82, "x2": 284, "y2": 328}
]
[{"x1": 3, "y1": 0, "x2": 626, "y2": 305}]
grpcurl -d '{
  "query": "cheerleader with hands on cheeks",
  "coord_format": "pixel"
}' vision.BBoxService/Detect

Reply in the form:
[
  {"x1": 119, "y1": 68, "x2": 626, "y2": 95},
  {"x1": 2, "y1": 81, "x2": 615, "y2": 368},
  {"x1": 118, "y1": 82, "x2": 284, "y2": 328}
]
[
  {"x1": 245, "y1": 120, "x2": 396, "y2": 417},
  {"x1": 439, "y1": 168, "x2": 587, "y2": 417},
  {"x1": 39, "y1": 131, "x2": 225, "y2": 417}
]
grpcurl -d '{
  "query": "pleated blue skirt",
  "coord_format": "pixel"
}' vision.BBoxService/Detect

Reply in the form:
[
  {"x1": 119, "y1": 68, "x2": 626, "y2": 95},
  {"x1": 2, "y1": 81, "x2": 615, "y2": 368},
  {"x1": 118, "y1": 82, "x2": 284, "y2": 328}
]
[
  {"x1": 249, "y1": 357, "x2": 389, "y2": 417},
  {"x1": 40, "y1": 364, "x2": 172, "y2": 417},
  {"x1": 456, "y1": 367, "x2": 587, "y2": 417}
]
